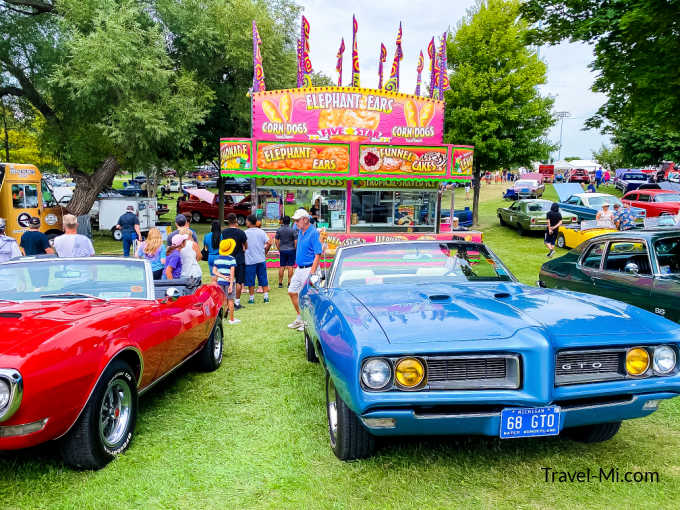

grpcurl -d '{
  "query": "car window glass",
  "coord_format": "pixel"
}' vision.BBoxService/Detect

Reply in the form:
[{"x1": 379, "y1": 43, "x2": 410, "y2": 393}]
[
  {"x1": 626, "y1": 194, "x2": 637, "y2": 201},
  {"x1": 582, "y1": 242, "x2": 605, "y2": 269},
  {"x1": 604, "y1": 241, "x2": 651, "y2": 275},
  {"x1": 41, "y1": 179, "x2": 57, "y2": 207},
  {"x1": 11, "y1": 184, "x2": 38, "y2": 208},
  {"x1": 567, "y1": 196, "x2": 580, "y2": 205},
  {"x1": 637, "y1": 194, "x2": 650, "y2": 202},
  {"x1": 510, "y1": 202, "x2": 519, "y2": 210},
  {"x1": 655, "y1": 193, "x2": 680, "y2": 203},
  {"x1": 655, "y1": 237, "x2": 680, "y2": 274}
]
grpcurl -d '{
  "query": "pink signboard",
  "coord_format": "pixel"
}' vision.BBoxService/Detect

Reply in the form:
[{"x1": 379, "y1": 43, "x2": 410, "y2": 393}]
[{"x1": 252, "y1": 86, "x2": 444, "y2": 145}]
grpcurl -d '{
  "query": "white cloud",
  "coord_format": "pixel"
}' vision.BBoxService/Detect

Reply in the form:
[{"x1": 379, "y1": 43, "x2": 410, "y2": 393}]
[{"x1": 296, "y1": 0, "x2": 610, "y2": 158}]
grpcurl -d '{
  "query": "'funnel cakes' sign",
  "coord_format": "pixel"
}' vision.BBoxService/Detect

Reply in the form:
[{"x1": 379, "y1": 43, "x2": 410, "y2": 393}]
[
  {"x1": 252, "y1": 87, "x2": 444, "y2": 144},
  {"x1": 359, "y1": 144, "x2": 448, "y2": 176}
]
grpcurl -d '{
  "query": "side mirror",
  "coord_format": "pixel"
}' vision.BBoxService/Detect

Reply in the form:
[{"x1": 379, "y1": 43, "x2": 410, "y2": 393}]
[
  {"x1": 166, "y1": 287, "x2": 181, "y2": 299},
  {"x1": 537, "y1": 280, "x2": 547, "y2": 288},
  {"x1": 309, "y1": 274, "x2": 321, "y2": 288},
  {"x1": 624, "y1": 262, "x2": 639, "y2": 275}
]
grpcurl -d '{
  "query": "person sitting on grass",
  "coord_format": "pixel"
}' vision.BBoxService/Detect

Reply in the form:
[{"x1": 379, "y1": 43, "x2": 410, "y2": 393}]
[
  {"x1": 165, "y1": 234, "x2": 186, "y2": 280},
  {"x1": 213, "y1": 238, "x2": 240, "y2": 325}
]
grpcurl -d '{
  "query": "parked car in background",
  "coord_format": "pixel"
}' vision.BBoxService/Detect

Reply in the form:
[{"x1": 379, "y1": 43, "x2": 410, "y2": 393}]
[
  {"x1": 538, "y1": 164, "x2": 555, "y2": 183},
  {"x1": 554, "y1": 184, "x2": 646, "y2": 222},
  {"x1": 177, "y1": 189, "x2": 251, "y2": 224},
  {"x1": 568, "y1": 169, "x2": 590, "y2": 184},
  {"x1": 161, "y1": 181, "x2": 180, "y2": 194},
  {"x1": 668, "y1": 172, "x2": 680, "y2": 184},
  {"x1": 615, "y1": 172, "x2": 649, "y2": 193},
  {"x1": 223, "y1": 177, "x2": 252, "y2": 193},
  {"x1": 497, "y1": 199, "x2": 577, "y2": 235},
  {"x1": 512, "y1": 178, "x2": 545, "y2": 199},
  {"x1": 0, "y1": 257, "x2": 226, "y2": 469},
  {"x1": 540, "y1": 231, "x2": 680, "y2": 323},
  {"x1": 132, "y1": 175, "x2": 147, "y2": 184},
  {"x1": 300, "y1": 241, "x2": 680, "y2": 460},
  {"x1": 118, "y1": 183, "x2": 147, "y2": 197},
  {"x1": 622, "y1": 189, "x2": 680, "y2": 218}
]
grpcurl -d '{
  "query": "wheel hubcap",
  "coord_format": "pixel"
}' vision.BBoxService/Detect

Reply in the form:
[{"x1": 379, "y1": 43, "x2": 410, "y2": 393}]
[
  {"x1": 327, "y1": 377, "x2": 338, "y2": 444},
  {"x1": 99, "y1": 379, "x2": 132, "y2": 448},
  {"x1": 213, "y1": 326, "x2": 223, "y2": 363}
]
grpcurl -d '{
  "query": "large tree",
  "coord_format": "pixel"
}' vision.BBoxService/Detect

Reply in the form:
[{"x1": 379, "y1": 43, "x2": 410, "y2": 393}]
[
  {"x1": 521, "y1": 0, "x2": 680, "y2": 164},
  {"x1": 444, "y1": 0, "x2": 555, "y2": 225}
]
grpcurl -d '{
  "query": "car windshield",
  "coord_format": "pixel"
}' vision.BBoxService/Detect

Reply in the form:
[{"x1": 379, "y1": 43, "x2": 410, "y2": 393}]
[
  {"x1": 0, "y1": 259, "x2": 149, "y2": 301},
  {"x1": 655, "y1": 237, "x2": 680, "y2": 274},
  {"x1": 527, "y1": 201, "x2": 552, "y2": 212},
  {"x1": 515, "y1": 180, "x2": 536, "y2": 187},
  {"x1": 333, "y1": 243, "x2": 512, "y2": 287},
  {"x1": 655, "y1": 193, "x2": 680, "y2": 203},
  {"x1": 589, "y1": 196, "x2": 621, "y2": 208},
  {"x1": 624, "y1": 174, "x2": 647, "y2": 181}
]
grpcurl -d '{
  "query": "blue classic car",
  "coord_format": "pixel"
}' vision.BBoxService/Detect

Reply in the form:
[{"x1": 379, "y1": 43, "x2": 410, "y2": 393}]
[
  {"x1": 300, "y1": 241, "x2": 680, "y2": 460},
  {"x1": 554, "y1": 183, "x2": 646, "y2": 222}
]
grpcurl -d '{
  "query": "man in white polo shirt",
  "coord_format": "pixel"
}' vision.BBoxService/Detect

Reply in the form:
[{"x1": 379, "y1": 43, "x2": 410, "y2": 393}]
[{"x1": 287, "y1": 208, "x2": 323, "y2": 332}]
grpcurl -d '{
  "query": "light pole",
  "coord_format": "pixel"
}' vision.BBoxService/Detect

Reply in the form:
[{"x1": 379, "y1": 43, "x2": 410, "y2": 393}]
[{"x1": 556, "y1": 111, "x2": 570, "y2": 161}]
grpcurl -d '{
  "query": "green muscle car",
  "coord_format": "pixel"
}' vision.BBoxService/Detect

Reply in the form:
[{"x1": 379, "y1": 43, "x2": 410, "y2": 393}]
[
  {"x1": 539, "y1": 230, "x2": 680, "y2": 323},
  {"x1": 497, "y1": 199, "x2": 578, "y2": 235}
]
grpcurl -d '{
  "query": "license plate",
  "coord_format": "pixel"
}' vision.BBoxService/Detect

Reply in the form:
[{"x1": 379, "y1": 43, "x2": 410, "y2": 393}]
[
  {"x1": 521, "y1": 188, "x2": 529, "y2": 193},
  {"x1": 500, "y1": 406, "x2": 560, "y2": 439}
]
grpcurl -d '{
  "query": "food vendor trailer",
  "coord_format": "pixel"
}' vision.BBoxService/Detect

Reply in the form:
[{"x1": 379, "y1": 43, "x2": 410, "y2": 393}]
[{"x1": 220, "y1": 19, "x2": 479, "y2": 264}]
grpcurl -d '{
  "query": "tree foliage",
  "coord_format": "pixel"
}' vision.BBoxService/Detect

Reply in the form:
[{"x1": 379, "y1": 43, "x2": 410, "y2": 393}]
[
  {"x1": 592, "y1": 144, "x2": 625, "y2": 171},
  {"x1": 444, "y1": 0, "x2": 555, "y2": 224},
  {"x1": 521, "y1": 0, "x2": 680, "y2": 165}
]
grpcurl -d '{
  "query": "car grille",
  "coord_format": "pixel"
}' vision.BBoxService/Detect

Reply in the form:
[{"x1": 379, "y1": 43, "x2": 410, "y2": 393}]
[
  {"x1": 425, "y1": 355, "x2": 520, "y2": 390},
  {"x1": 555, "y1": 349, "x2": 625, "y2": 386}
]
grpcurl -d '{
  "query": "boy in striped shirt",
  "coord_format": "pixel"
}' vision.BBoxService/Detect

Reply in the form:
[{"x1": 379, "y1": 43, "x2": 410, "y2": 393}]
[{"x1": 213, "y1": 239, "x2": 239, "y2": 324}]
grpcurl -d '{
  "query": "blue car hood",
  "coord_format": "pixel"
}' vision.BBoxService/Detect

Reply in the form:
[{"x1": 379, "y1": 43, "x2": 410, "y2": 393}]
[{"x1": 347, "y1": 282, "x2": 667, "y2": 344}]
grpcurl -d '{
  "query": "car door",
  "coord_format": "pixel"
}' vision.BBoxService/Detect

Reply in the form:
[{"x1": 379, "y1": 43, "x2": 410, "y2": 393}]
[
  {"x1": 650, "y1": 237, "x2": 680, "y2": 322},
  {"x1": 507, "y1": 201, "x2": 521, "y2": 226},
  {"x1": 591, "y1": 240, "x2": 653, "y2": 311},
  {"x1": 569, "y1": 241, "x2": 607, "y2": 293}
]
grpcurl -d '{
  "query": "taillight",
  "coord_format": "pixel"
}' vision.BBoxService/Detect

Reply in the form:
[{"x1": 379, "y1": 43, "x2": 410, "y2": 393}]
[{"x1": 531, "y1": 218, "x2": 536, "y2": 224}]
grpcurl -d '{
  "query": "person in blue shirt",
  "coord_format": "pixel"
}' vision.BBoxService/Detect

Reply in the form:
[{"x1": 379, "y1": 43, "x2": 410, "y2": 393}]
[
  {"x1": 136, "y1": 227, "x2": 166, "y2": 279},
  {"x1": 213, "y1": 238, "x2": 239, "y2": 325},
  {"x1": 20, "y1": 217, "x2": 53, "y2": 256},
  {"x1": 115, "y1": 205, "x2": 142, "y2": 257},
  {"x1": 203, "y1": 220, "x2": 222, "y2": 275},
  {"x1": 287, "y1": 208, "x2": 323, "y2": 332}
]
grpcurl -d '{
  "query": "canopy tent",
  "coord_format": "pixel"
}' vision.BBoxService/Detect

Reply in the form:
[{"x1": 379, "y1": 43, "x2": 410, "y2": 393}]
[
  {"x1": 552, "y1": 160, "x2": 575, "y2": 171},
  {"x1": 566, "y1": 160, "x2": 600, "y2": 172}
]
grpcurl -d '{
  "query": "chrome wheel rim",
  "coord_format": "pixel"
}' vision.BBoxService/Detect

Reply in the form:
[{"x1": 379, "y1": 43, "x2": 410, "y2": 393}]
[
  {"x1": 99, "y1": 379, "x2": 132, "y2": 448},
  {"x1": 213, "y1": 325, "x2": 223, "y2": 363},
  {"x1": 327, "y1": 376, "x2": 338, "y2": 446}
]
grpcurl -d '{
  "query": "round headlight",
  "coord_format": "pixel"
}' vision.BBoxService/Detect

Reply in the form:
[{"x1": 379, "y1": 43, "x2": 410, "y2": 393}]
[
  {"x1": 626, "y1": 347, "x2": 650, "y2": 376},
  {"x1": 0, "y1": 379, "x2": 10, "y2": 410},
  {"x1": 653, "y1": 346, "x2": 676, "y2": 374},
  {"x1": 395, "y1": 357, "x2": 425, "y2": 388},
  {"x1": 361, "y1": 358, "x2": 392, "y2": 390}
]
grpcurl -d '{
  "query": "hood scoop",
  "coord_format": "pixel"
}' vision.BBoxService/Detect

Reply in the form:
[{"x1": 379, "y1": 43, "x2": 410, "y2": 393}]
[
  {"x1": 494, "y1": 292, "x2": 511, "y2": 299},
  {"x1": 428, "y1": 294, "x2": 451, "y2": 302},
  {"x1": 0, "y1": 312, "x2": 21, "y2": 318}
]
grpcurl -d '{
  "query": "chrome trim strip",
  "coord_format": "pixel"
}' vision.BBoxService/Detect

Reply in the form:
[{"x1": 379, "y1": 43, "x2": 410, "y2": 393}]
[
  {"x1": 415, "y1": 411, "x2": 500, "y2": 419},
  {"x1": 0, "y1": 369, "x2": 23, "y2": 423},
  {"x1": 55, "y1": 346, "x2": 144, "y2": 439},
  {"x1": 559, "y1": 396, "x2": 637, "y2": 412}
]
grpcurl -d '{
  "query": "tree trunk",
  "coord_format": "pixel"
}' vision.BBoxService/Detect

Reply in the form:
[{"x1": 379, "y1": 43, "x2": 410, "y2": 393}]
[
  {"x1": 1, "y1": 99, "x2": 9, "y2": 162},
  {"x1": 67, "y1": 157, "x2": 120, "y2": 216},
  {"x1": 472, "y1": 159, "x2": 482, "y2": 227}
]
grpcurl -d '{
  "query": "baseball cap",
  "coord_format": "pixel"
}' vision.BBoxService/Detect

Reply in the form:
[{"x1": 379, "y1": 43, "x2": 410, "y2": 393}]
[
  {"x1": 126, "y1": 205, "x2": 135, "y2": 212},
  {"x1": 29, "y1": 216, "x2": 41, "y2": 227},
  {"x1": 291, "y1": 208, "x2": 309, "y2": 220},
  {"x1": 172, "y1": 233, "x2": 188, "y2": 246},
  {"x1": 219, "y1": 238, "x2": 236, "y2": 256}
]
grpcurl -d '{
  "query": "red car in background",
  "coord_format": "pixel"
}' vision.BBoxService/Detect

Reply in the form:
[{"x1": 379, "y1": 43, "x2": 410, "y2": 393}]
[
  {"x1": 0, "y1": 257, "x2": 226, "y2": 469},
  {"x1": 568, "y1": 168, "x2": 590, "y2": 183},
  {"x1": 178, "y1": 189, "x2": 252, "y2": 224},
  {"x1": 622, "y1": 189, "x2": 680, "y2": 217}
]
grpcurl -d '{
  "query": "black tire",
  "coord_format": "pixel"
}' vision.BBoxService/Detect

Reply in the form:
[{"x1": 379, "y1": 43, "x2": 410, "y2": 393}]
[
  {"x1": 517, "y1": 224, "x2": 526, "y2": 236},
  {"x1": 192, "y1": 211, "x2": 203, "y2": 223},
  {"x1": 59, "y1": 360, "x2": 138, "y2": 470},
  {"x1": 326, "y1": 371, "x2": 375, "y2": 461},
  {"x1": 195, "y1": 318, "x2": 224, "y2": 372},
  {"x1": 236, "y1": 215, "x2": 246, "y2": 226},
  {"x1": 498, "y1": 214, "x2": 507, "y2": 226},
  {"x1": 556, "y1": 233, "x2": 566, "y2": 249},
  {"x1": 305, "y1": 330, "x2": 319, "y2": 363},
  {"x1": 564, "y1": 422, "x2": 621, "y2": 443}
]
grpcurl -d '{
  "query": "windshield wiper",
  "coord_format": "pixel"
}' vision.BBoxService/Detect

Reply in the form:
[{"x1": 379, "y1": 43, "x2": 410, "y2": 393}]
[{"x1": 40, "y1": 292, "x2": 109, "y2": 302}]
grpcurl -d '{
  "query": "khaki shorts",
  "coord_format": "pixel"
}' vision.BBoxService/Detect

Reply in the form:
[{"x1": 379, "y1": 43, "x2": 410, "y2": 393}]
[{"x1": 288, "y1": 267, "x2": 312, "y2": 294}]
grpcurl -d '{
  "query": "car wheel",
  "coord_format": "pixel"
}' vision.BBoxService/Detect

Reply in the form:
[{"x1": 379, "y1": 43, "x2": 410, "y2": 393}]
[
  {"x1": 236, "y1": 215, "x2": 246, "y2": 226},
  {"x1": 192, "y1": 211, "x2": 203, "y2": 223},
  {"x1": 59, "y1": 360, "x2": 138, "y2": 470},
  {"x1": 326, "y1": 371, "x2": 375, "y2": 461},
  {"x1": 517, "y1": 224, "x2": 526, "y2": 236},
  {"x1": 305, "y1": 330, "x2": 319, "y2": 363},
  {"x1": 196, "y1": 318, "x2": 224, "y2": 372},
  {"x1": 556, "y1": 233, "x2": 566, "y2": 249},
  {"x1": 112, "y1": 228, "x2": 123, "y2": 241},
  {"x1": 563, "y1": 422, "x2": 621, "y2": 443},
  {"x1": 134, "y1": 192, "x2": 140, "y2": 198},
  {"x1": 498, "y1": 215, "x2": 506, "y2": 226}
]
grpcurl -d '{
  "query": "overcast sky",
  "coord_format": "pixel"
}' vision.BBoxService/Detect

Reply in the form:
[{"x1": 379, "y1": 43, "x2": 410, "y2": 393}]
[{"x1": 298, "y1": 0, "x2": 609, "y2": 160}]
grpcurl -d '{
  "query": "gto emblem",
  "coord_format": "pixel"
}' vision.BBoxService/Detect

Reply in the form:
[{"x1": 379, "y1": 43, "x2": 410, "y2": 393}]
[
  {"x1": 561, "y1": 362, "x2": 602, "y2": 370},
  {"x1": 655, "y1": 308, "x2": 666, "y2": 316}
]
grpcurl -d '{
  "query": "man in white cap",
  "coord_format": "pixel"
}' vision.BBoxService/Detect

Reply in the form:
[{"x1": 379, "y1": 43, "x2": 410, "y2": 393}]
[
  {"x1": 0, "y1": 218, "x2": 21, "y2": 262},
  {"x1": 287, "y1": 208, "x2": 323, "y2": 331}
]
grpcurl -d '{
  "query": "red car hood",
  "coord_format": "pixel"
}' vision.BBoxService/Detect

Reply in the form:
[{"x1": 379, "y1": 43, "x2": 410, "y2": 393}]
[{"x1": 0, "y1": 300, "x2": 130, "y2": 355}]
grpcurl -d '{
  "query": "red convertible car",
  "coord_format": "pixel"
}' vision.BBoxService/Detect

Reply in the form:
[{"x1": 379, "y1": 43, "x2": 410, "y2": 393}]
[
  {"x1": 0, "y1": 257, "x2": 226, "y2": 469},
  {"x1": 622, "y1": 189, "x2": 680, "y2": 217}
]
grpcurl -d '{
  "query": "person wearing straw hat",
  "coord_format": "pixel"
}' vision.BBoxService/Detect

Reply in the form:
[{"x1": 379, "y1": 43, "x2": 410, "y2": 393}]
[{"x1": 213, "y1": 238, "x2": 240, "y2": 324}]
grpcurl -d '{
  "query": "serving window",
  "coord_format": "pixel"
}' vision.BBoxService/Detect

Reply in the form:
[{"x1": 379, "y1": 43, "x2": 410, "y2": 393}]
[
  {"x1": 351, "y1": 189, "x2": 438, "y2": 232},
  {"x1": 258, "y1": 185, "x2": 347, "y2": 231}
]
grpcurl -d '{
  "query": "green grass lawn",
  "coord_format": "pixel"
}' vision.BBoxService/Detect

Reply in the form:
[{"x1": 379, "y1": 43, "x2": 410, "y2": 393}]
[{"x1": 2, "y1": 183, "x2": 679, "y2": 509}]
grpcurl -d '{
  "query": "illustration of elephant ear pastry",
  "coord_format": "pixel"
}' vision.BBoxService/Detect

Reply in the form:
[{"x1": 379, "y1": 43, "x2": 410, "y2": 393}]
[
  {"x1": 419, "y1": 103, "x2": 435, "y2": 127},
  {"x1": 404, "y1": 100, "x2": 418, "y2": 127},
  {"x1": 262, "y1": 100, "x2": 284, "y2": 123},
  {"x1": 279, "y1": 94, "x2": 293, "y2": 122}
]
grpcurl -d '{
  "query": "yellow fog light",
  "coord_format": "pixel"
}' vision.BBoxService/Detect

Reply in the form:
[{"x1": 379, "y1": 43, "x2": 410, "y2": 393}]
[
  {"x1": 626, "y1": 347, "x2": 650, "y2": 376},
  {"x1": 395, "y1": 358, "x2": 425, "y2": 388}
]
